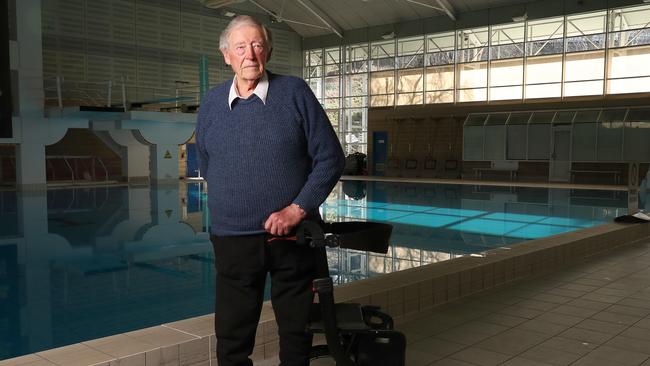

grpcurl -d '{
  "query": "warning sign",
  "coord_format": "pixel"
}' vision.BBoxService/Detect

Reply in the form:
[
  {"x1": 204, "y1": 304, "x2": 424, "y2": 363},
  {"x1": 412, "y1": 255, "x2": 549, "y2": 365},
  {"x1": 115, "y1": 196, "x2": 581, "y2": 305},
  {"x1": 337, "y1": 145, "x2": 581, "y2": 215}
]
[{"x1": 164, "y1": 150, "x2": 172, "y2": 159}]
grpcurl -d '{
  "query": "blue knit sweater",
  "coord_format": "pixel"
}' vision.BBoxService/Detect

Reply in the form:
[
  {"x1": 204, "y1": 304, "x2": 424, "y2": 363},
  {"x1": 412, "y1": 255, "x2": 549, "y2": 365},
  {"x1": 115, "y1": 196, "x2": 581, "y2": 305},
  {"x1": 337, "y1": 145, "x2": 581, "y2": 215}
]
[{"x1": 196, "y1": 72, "x2": 345, "y2": 236}]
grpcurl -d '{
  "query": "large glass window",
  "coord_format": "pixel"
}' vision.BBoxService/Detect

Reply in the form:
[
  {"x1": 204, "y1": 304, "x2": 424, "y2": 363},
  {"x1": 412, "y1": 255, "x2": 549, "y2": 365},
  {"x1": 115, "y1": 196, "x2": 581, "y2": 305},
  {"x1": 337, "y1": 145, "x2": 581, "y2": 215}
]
[
  {"x1": 607, "y1": 5, "x2": 650, "y2": 94},
  {"x1": 426, "y1": 32, "x2": 454, "y2": 103},
  {"x1": 303, "y1": 4, "x2": 650, "y2": 157},
  {"x1": 370, "y1": 70, "x2": 394, "y2": 107}
]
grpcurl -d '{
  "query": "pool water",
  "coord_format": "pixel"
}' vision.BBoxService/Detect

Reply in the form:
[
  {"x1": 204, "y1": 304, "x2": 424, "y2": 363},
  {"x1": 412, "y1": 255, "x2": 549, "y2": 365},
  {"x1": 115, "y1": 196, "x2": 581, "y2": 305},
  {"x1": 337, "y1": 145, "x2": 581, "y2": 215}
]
[{"x1": 0, "y1": 181, "x2": 631, "y2": 360}]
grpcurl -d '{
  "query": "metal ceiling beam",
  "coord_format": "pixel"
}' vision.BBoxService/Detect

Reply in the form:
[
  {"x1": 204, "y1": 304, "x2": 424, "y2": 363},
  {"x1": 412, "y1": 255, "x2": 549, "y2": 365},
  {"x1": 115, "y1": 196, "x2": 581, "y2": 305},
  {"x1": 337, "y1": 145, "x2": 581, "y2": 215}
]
[
  {"x1": 296, "y1": 0, "x2": 344, "y2": 38},
  {"x1": 405, "y1": 0, "x2": 456, "y2": 21},
  {"x1": 248, "y1": 0, "x2": 328, "y2": 29},
  {"x1": 434, "y1": 0, "x2": 456, "y2": 21}
]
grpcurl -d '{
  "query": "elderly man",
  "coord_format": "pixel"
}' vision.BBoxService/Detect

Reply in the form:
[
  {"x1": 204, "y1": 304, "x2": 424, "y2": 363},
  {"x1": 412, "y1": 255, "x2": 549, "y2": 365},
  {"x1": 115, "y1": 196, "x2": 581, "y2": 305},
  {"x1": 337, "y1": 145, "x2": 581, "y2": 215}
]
[{"x1": 196, "y1": 15, "x2": 345, "y2": 366}]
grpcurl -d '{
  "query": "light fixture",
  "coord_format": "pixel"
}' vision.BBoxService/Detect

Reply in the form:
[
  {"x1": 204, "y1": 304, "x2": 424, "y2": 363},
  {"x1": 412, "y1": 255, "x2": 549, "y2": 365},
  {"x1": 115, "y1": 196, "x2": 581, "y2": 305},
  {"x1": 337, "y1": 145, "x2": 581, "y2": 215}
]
[
  {"x1": 512, "y1": 12, "x2": 527, "y2": 22},
  {"x1": 643, "y1": 0, "x2": 650, "y2": 4},
  {"x1": 223, "y1": 10, "x2": 236, "y2": 17},
  {"x1": 381, "y1": 31, "x2": 395, "y2": 40}
]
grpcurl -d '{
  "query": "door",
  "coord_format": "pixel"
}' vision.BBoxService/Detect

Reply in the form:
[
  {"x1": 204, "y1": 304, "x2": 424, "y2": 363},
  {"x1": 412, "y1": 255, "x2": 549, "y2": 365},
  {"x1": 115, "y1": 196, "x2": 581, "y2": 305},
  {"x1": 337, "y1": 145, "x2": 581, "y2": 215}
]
[
  {"x1": 372, "y1": 131, "x2": 388, "y2": 176},
  {"x1": 549, "y1": 128, "x2": 571, "y2": 182},
  {"x1": 186, "y1": 143, "x2": 199, "y2": 178}
]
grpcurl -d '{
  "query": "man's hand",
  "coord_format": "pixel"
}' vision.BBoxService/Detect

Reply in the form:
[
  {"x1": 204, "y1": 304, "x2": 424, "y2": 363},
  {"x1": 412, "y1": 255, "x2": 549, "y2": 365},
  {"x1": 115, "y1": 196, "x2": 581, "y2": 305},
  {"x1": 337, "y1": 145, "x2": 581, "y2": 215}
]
[{"x1": 264, "y1": 203, "x2": 306, "y2": 236}]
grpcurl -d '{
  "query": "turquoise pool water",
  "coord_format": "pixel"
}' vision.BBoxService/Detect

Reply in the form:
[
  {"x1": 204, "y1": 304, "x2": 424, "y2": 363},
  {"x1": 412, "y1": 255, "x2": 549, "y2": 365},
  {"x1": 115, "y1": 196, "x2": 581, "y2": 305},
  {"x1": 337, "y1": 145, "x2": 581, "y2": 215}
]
[{"x1": 0, "y1": 181, "x2": 632, "y2": 360}]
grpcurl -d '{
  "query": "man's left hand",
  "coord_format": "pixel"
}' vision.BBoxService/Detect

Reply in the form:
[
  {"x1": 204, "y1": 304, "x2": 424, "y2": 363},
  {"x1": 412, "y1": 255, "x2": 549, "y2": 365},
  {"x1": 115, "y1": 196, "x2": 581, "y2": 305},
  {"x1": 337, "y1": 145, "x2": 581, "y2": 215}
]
[{"x1": 264, "y1": 203, "x2": 307, "y2": 236}]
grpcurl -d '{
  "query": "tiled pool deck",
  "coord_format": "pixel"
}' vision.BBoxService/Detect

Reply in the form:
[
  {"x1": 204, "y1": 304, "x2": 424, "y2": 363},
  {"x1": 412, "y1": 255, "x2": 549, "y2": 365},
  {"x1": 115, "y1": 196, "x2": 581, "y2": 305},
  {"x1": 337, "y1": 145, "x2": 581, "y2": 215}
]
[{"x1": 2, "y1": 218, "x2": 649, "y2": 366}]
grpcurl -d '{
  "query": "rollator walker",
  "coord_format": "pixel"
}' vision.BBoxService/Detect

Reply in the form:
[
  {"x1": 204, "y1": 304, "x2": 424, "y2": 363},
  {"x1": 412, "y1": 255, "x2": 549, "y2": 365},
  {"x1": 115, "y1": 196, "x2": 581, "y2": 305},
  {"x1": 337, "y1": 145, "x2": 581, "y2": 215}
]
[{"x1": 295, "y1": 221, "x2": 406, "y2": 366}]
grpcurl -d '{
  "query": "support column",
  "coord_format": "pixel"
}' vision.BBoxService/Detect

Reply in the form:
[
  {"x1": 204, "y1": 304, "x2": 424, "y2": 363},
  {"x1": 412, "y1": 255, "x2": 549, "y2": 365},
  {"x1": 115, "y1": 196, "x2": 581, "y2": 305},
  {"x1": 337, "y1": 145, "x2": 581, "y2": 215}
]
[
  {"x1": 17, "y1": 190, "x2": 53, "y2": 350},
  {"x1": 16, "y1": 141, "x2": 46, "y2": 189},
  {"x1": 150, "y1": 183, "x2": 181, "y2": 225},
  {"x1": 150, "y1": 143, "x2": 179, "y2": 184},
  {"x1": 106, "y1": 129, "x2": 150, "y2": 184}
]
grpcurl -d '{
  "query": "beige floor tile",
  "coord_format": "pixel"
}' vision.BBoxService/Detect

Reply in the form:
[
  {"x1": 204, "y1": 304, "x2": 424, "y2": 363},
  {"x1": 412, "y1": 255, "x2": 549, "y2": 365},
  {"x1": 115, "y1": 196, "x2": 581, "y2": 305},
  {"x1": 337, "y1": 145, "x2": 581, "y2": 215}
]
[
  {"x1": 435, "y1": 325, "x2": 499, "y2": 346},
  {"x1": 544, "y1": 287, "x2": 587, "y2": 299},
  {"x1": 429, "y1": 358, "x2": 476, "y2": 366},
  {"x1": 515, "y1": 319, "x2": 570, "y2": 336},
  {"x1": 514, "y1": 299, "x2": 559, "y2": 312},
  {"x1": 605, "y1": 304, "x2": 650, "y2": 317},
  {"x1": 565, "y1": 298, "x2": 612, "y2": 311},
  {"x1": 580, "y1": 292, "x2": 625, "y2": 304},
  {"x1": 475, "y1": 328, "x2": 548, "y2": 356},
  {"x1": 604, "y1": 335, "x2": 650, "y2": 354},
  {"x1": 497, "y1": 304, "x2": 544, "y2": 320},
  {"x1": 618, "y1": 298, "x2": 650, "y2": 310},
  {"x1": 520, "y1": 344, "x2": 582, "y2": 365},
  {"x1": 571, "y1": 345, "x2": 650, "y2": 366},
  {"x1": 557, "y1": 283, "x2": 598, "y2": 293},
  {"x1": 83, "y1": 334, "x2": 156, "y2": 358},
  {"x1": 559, "y1": 327, "x2": 615, "y2": 345},
  {"x1": 550, "y1": 304, "x2": 600, "y2": 318},
  {"x1": 499, "y1": 356, "x2": 554, "y2": 366},
  {"x1": 571, "y1": 278, "x2": 612, "y2": 288},
  {"x1": 620, "y1": 326, "x2": 650, "y2": 341},
  {"x1": 590, "y1": 310, "x2": 643, "y2": 326},
  {"x1": 0, "y1": 355, "x2": 57, "y2": 366},
  {"x1": 529, "y1": 293, "x2": 573, "y2": 305},
  {"x1": 448, "y1": 346, "x2": 510, "y2": 366},
  {"x1": 125, "y1": 326, "x2": 197, "y2": 348},
  {"x1": 37, "y1": 343, "x2": 114, "y2": 366},
  {"x1": 405, "y1": 349, "x2": 442, "y2": 366},
  {"x1": 637, "y1": 318, "x2": 650, "y2": 330},
  {"x1": 409, "y1": 337, "x2": 466, "y2": 358},
  {"x1": 538, "y1": 336, "x2": 598, "y2": 356},
  {"x1": 164, "y1": 315, "x2": 214, "y2": 338},
  {"x1": 305, "y1": 357, "x2": 334, "y2": 366},
  {"x1": 533, "y1": 312, "x2": 585, "y2": 327},
  {"x1": 575, "y1": 317, "x2": 629, "y2": 335},
  {"x1": 480, "y1": 313, "x2": 527, "y2": 328}
]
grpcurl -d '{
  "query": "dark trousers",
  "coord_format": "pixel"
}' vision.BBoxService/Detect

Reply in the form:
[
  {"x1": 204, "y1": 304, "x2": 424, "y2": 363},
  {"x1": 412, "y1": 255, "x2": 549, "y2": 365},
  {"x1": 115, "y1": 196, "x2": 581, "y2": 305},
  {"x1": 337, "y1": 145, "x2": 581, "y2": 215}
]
[{"x1": 211, "y1": 234, "x2": 320, "y2": 366}]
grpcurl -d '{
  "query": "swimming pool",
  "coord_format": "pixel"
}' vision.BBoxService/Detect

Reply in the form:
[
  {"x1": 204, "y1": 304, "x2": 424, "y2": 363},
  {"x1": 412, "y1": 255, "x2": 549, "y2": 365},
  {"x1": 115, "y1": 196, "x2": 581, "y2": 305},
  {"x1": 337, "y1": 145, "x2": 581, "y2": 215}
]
[{"x1": 0, "y1": 181, "x2": 630, "y2": 359}]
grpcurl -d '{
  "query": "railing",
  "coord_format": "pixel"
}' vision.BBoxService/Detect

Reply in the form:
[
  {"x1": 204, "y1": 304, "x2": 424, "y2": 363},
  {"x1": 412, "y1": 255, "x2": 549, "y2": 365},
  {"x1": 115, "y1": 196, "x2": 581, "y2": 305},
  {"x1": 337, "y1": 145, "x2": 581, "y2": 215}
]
[
  {"x1": 45, "y1": 155, "x2": 109, "y2": 184},
  {"x1": 43, "y1": 76, "x2": 201, "y2": 113}
]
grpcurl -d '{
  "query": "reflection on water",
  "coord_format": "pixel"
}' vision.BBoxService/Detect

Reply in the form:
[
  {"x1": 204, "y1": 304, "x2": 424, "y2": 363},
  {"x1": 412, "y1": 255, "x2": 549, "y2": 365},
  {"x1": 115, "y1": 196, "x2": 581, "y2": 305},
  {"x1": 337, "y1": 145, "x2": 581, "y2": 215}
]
[{"x1": 0, "y1": 180, "x2": 638, "y2": 359}]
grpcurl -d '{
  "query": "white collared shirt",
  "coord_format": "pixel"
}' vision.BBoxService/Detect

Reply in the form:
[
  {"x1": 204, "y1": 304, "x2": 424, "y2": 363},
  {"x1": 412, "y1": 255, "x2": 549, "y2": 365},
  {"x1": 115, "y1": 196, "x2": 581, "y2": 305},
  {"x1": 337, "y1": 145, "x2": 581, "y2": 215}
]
[{"x1": 228, "y1": 71, "x2": 269, "y2": 110}]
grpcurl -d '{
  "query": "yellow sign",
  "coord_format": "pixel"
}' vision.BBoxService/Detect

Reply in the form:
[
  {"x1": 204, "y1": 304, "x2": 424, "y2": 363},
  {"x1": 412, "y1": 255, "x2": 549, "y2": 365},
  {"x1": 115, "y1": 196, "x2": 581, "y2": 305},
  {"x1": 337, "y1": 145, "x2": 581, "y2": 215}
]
[{"x1": 164, "y1": 150, "x2": 172, "y2": 159}]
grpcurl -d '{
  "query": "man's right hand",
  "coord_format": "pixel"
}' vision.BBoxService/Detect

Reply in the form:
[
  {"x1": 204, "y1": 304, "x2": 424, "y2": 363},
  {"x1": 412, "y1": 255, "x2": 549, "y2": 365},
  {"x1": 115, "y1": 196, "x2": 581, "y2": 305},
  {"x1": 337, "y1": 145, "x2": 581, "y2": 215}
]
[{"x1": 263, "y1": 203, "x2": 306, "y2": 236}]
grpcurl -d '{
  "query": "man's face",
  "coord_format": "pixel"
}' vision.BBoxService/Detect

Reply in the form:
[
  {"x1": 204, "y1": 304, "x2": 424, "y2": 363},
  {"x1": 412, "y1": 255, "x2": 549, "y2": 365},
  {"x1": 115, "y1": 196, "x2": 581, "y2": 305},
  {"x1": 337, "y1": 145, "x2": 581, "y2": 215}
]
[{"x1": 221, "y1": 25, "x2": 271, "y2": 83}]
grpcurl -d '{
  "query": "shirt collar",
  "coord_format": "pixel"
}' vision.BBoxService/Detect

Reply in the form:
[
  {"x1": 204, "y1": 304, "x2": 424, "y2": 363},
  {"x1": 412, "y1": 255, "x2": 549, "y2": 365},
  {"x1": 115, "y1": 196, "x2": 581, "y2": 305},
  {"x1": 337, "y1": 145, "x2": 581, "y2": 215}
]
[{"x1": 228, "y1": 71, "x2": 268, "y2": 110}]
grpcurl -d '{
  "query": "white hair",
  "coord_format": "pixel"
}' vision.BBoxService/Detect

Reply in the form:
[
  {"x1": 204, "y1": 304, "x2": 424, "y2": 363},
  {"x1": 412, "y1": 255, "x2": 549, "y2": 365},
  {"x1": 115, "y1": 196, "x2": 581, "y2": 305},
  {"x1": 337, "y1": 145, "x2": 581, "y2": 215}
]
[{"x1": 219, "y1": 15, "x2": 273, "y2": 51}]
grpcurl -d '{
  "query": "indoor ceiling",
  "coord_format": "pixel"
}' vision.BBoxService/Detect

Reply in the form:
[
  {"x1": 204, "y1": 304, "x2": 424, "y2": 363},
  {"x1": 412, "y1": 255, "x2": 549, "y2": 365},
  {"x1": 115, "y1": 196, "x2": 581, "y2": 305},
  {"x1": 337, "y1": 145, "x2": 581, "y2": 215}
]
[{"x1": 210, "y1": 0, "x2": 543, "y2": 38}]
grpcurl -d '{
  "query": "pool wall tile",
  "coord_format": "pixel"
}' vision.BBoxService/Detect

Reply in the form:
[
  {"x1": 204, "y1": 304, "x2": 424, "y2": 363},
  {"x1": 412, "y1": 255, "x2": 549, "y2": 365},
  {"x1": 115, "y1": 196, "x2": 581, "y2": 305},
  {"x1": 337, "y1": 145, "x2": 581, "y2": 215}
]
[
  {"x1": 388, "y1": 288, "x2": 404, "y2": 305},
  {"x1": 144, "y1": 345, "x2": 179, "y2": 366},
  {"x1": 262, "y1": 321, "x2": 278, "y2": 344},
  {"x1": 107, "y1": 354, "x2": 145, "y2": 366},
  {"x1": 405, "y1": 283, "x2": 419, "y2": 301},
  {"x1": 433, "y1": 276, "x2": 448, "y2": 304},
  {"x1": 405, "y1": 299, "x2": 419, "y2": 314},
  {"x1": 388, "y1": 302, "x2": 405, "y2": 317},
  {"x1": 178, "y1": 338, "x2": 208, "y2": 366},
  {"x1": 263, "y1": 340, "x2": 278, "y2": 360},
  {"x1": 482, "y1": 264, "x2": 494, "y2": 289},
  {"x1": 420, "y1": 295, "x2": 434, "y2": 310},
  {"x1": 470, "y1": 267, "x2": 484, "y2": 292},
  {"x1": 370, "y1": 291, "x2": 389, "y2": 310}
]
